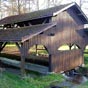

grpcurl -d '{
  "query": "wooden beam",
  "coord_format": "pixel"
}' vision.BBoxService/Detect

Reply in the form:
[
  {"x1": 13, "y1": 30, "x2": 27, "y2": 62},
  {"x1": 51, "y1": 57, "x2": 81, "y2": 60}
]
[
  {"x1": 49, "y1": 54, "x2": 52, "y2": 72},
  {"x1": 20, "y1": 54, "x2": 26, "y2": 77},
  {"x1": 20, "y1": 43, "x2": 26, "y2": 77},
  {"x1": 69, "y1": 43, "x2": 72, "y2": 50},
  {"x1": 0, "y1": 57, "x2": 49, "y2": 74},
  {"x1": 15, "y1": 42, "x2": 26, "y2": 77},
  {"x1": 15, "y1": 42, "x2": 21, "y2": 51},
  {"x1": 42, "y1": 19, "x2": 47, "y2": 24},
  {"x1": 22, "y1": 23, "x2": 57, "y2": 42},
  {"x1": 0, "y1": 42, "x2": 7, "y2": 52},
  {"x1": 35, "y1": 44, "x2": 38, "y2": 56},
  {"x1": 0, "y1": 40, "x2": 21, "y2": 42},
  {"x1": 44, "y1": 46, "x2": 49, "y2": 54},
  {"x1": 0, "y1": 42, "x2": 3, "y2": 46}
]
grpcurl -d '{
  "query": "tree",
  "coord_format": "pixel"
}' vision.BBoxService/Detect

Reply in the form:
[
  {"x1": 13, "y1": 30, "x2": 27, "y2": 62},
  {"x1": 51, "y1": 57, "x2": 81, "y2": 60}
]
[
  {"x1": 0, "y1": 0, "x2": 1, "y2": 19},
  {"x1": 2, "y1": 0, "x2": 30, "y2": 15},
  {"x1": 0, "y1": 0, "x2": 88, "y2": 18},
  {"x1": 79, "y1": 0, "x2": 88, "y2": 16},
  {"x1": 47, "y1": 0, "x2": 64, "y2": 8}
]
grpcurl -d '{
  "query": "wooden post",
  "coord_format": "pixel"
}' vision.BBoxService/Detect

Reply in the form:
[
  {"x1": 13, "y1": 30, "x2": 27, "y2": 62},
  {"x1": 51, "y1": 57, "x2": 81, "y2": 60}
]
[
  {"x1": 20, "y1": 43, "x2": 26, "y2": 77},
  {"x1": 0, "y1": 42, "x2": 7, "y2": 52},
  {"x1": 69, "y1": 43, "x2": 72, "y2": 50},
  {"x1": 49, "y1": 54, "x2": 52, "y2": 72},
  {"x1": 16, "y1": 42, "x2": 26, "y2": 77},
  {"x1": 35, "y1": 44, "x2": 38, "y2": 56},
  {"x1": 20, "y1": 54, "x2": 26, "y2": 77}
]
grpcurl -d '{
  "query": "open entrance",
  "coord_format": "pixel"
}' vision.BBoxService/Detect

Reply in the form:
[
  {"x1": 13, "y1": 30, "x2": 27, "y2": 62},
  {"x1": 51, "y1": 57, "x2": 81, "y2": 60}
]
[
  {"x1": 0, "y1": 43, "x2": 20, "y2": 59},
  {"x1": 58, "y1": 44, "x2": 70, "y2": 51},
  {"x1": 27, "y1": 45, "x2": 49, "y2": 66},
  {"x1": 0, "y1": 43, "x2": 49, "y2": 67},
  {"x1": 70, "y1": 44, "x2": 80, "y2": 50},
  {"x1": 0, "y1": 43, "x2": 49, "y2": 74},
  {"x1": 0, "y1": 42, "x2": 21, "y2": 73},
  {"x1": 58, "y1": 44, "x2": 80, "y2": 51}
]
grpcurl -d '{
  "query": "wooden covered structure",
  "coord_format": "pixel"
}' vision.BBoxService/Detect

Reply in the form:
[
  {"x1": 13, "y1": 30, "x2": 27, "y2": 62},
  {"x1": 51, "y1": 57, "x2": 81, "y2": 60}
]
[{"x1": 0, "y1": 2, "x2": 88, "y2": 76}]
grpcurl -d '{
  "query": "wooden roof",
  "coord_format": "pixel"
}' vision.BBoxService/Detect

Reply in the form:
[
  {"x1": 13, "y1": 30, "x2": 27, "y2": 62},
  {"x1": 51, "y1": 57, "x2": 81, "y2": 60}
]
[
  {"x1": 0, "y1": 3, "x2": 70, "y2": 25},
  {"x1": 0, "y1": 23, "x2": 56, "y2": 42},
  {"x1": 0, "y1": 2, "x2": 87, "y2": 25}
]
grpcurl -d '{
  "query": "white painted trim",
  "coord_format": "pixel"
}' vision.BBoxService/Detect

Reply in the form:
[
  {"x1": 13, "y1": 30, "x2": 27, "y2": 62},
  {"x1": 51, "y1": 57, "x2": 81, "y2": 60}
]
[
  {"x1": 53, "y1": 2, "x2": 88, "y2": 23},
  {"x1": 84, "y1": 24, "x2": 88, "y2": 28},
  {"x1": 53, "y1": 3, "x2": 75, "y2": 16}
]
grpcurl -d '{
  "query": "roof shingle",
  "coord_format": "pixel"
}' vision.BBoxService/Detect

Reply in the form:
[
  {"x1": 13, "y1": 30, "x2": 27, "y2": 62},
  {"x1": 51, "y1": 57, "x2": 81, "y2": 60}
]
[
  {"x1": 0, "y1": 23, "x2": 56, "y2": 42},
  {"x1": 0, "y1": 3, "x2": 74, "y2": 25}
]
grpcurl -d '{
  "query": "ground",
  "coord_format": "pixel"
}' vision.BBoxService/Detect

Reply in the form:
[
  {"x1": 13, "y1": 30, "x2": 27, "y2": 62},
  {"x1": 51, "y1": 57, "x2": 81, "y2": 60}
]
[
  {"x1": 0, "y1": 44, "x2": 64, "y2": 88},
  {"x1": 0, "y1": 72, "x2": 64, "y2": 88},
  {"x1": 0, "y1": 44, "x2": 88, "y2": 88}
]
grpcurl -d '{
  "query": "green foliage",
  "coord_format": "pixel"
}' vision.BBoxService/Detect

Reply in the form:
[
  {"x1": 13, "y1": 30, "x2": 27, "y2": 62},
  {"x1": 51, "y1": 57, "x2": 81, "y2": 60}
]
[
  {"x1": 0, "y1": 72, "x2": 64, "y2": 88},
  {"x1": 84, "y1": 54, "x2": 88, "y2": 67},
  {"x1": 0, "y1": 46, "x2": 88, "y2": 88}
]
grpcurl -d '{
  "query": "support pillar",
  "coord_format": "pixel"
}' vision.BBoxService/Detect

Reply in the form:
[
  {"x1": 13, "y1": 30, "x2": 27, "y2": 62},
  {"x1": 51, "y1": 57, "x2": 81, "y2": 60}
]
[
  {"x1": 49, "y1": 54, "x2": 52, "y2": 72},
  {"x1": 69, "y1": 43, "x2": 72, "y2": 50},
  {"x1": 20, "y1": 43, "x2": 26, "y2": 77},
  {"x1": 0, "y1": 42, "x2": 7, "y2": 52},
  {"x1": 35, "y1": 44, "x2": 38, "y2": 56},
  {"x1": 16, "y1": 42, "x2": 26, "y2": 77},
  {"x1": 20, "y1": 54, "x2": 26, "y2": 77}
]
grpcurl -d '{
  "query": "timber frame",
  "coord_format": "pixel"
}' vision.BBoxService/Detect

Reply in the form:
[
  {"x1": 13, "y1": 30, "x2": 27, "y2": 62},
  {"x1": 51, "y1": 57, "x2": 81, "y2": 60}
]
[{"x1": 0, "y1": 2, "x2": 88, "y2": 76}]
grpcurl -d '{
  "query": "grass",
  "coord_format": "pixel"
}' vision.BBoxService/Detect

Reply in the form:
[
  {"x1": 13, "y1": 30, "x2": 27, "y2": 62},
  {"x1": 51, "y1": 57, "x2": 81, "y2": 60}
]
[
  {"x1": 0, "y1": 72, "x2": 64, "y2": 88},
  {"x1": 0, "y1": 44, "x2": 88, "y2": 88},
  {"x1": 84, "y1": 54, "x2": 88, "y2": 67},
  {"x1": 0, "y1": 44, "x2": 64, "y2": 88},
  {"x1": 75, "y1": 52, "x2": 88, "y2": 88}
]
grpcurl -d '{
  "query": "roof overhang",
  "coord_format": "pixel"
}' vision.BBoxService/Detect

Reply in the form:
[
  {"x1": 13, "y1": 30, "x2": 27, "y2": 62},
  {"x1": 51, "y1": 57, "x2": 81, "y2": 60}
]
[
  {"x1": 72, "y1": 3, "x2": 88, "y2": 24},
  {"x1": 21, "y1": 23, "x2": 56, "y2": 42},
  {"x1": 0, "y1": 23, "x2": 56, "y2": 43},
  {"x1": 0, "y1": 2, "x2": 87, "y2": 25},
  {"x1": 53, "y1": 2, "x2": 88, "y2": 24},
  {"x1": 53, "y1": 3, "x2": 75, "y2": 16}
]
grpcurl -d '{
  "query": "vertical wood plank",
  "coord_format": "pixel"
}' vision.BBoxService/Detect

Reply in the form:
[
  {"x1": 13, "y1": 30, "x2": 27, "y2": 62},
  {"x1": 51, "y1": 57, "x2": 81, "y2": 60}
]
[{"x1": 20, "y1": 43, "x2": 26, "y2": 77}]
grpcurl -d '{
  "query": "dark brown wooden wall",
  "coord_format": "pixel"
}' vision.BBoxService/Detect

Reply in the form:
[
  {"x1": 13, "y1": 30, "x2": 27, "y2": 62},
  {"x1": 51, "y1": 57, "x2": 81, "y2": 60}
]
[
  {"x1": 51, "y1": 9, "x2": 85, "y2": 50},
  {"x1": 50, "y1": 50, "x2": 83, "y2": 73},
  {"x1": 21, "y1": 8, "x2": 86, "y2": 73},
  {"x1": 48, "y1": 9, "x2": 85, "y2": 72}
]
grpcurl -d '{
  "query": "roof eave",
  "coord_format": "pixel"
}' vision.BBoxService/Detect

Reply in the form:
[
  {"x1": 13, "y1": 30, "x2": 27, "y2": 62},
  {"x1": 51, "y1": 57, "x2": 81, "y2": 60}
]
[
  {"x1": 53, "y1": 3, "x2": 75, "y2": 16},
  {"x1": 53, "y1": 2, "x2": 88, "y2": 24},
  {"x1": 74, "y1": 3, "x2": 88, "y2": 24},
  {"x1": 21, "y1": 22, "x2": 57, "y2": 42}
]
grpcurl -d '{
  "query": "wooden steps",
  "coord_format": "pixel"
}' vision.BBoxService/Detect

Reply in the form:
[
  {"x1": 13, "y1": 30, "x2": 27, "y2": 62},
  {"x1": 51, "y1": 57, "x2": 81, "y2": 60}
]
[{"x1": 0, "y1": 57, "x2": 49, "y2": 74}]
